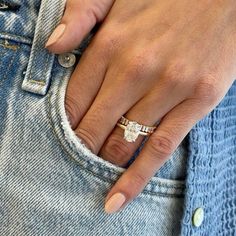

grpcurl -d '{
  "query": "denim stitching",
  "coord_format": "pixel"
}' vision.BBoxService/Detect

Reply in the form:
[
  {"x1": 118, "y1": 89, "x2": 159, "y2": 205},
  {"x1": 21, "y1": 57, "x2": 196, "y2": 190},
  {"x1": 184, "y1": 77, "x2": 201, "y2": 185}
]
[
  {"x1": 0, "y1": 39, "x2": 19, "y2": 50},
  {"x1": 0, "y1": 32, "x2": 32, "y2": 44},
  {"x1": 27, "y1": 79, "x2": 46, "y2": 85},
  {"x1": 41, "y1": 54, "x2": 50, "y2": 84}
]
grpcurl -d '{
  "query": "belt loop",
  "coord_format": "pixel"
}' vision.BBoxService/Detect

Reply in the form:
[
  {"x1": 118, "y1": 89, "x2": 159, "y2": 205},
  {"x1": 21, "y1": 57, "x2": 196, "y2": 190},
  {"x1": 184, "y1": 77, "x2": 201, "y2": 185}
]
[{"x1": 22, "y1": 0, "x2": 66, "y2": 96}]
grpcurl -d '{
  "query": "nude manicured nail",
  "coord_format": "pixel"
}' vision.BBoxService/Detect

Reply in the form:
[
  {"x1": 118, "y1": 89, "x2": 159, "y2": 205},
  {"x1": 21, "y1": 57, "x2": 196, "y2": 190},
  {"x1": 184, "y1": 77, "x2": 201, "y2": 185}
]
[
  {"x1": 45, "y1": 24, "x2": 66, "y2": 47},
  {"x1": 104, "y1": 193, "x2": 126, "y2": 214}
]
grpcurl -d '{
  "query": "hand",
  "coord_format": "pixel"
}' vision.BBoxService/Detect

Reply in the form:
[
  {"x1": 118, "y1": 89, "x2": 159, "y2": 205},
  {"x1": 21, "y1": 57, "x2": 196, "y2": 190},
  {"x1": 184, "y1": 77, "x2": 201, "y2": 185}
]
[
  {"x1": 45, "y1": 0, "x2": 115, "y2": 53},
  {"x1": 46, "y1": 0, "x2": 236, "y2": 214}
]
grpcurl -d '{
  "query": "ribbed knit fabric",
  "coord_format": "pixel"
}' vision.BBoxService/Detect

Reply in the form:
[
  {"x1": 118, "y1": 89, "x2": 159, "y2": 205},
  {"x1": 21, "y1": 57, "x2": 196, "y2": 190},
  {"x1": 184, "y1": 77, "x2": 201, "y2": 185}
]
[{"x1": 180, "y1": 80, "x2": 236, "y2": 235}]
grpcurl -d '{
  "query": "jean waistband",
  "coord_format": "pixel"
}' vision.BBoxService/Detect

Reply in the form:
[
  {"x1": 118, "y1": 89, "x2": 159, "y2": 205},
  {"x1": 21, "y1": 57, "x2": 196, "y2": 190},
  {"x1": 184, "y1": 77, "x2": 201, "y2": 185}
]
[
  {"x1": 1, "y1": 0, "x2": 66, "y2": 95},
  {"x1": 1, "y1": 1, "x2": 97, "y2": 96}
]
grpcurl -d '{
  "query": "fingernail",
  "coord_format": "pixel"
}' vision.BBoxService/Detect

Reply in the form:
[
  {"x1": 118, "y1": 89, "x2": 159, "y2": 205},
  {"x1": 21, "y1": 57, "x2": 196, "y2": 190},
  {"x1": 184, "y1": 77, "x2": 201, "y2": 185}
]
[
  {"x1": 45, "y1": 24, "x2": 66, "y2": 48},
  {"x1": 104, "y1": 192, "x2": 126, "y2": 214}
]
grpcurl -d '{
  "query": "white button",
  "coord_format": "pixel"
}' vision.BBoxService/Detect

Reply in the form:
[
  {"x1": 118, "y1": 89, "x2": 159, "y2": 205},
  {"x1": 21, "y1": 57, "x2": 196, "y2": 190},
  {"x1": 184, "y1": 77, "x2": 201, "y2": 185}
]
[
  {"x1": 192, "y1": 207, "x2": 204, "y2": 227},
  {"x1": 58, "y1": 53, "x2": 76, "y2": 68}
]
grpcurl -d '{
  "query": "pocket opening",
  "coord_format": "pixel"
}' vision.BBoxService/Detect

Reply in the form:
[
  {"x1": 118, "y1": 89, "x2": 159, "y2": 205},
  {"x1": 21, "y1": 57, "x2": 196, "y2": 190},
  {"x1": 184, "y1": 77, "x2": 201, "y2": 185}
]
[{"x1": 47, "y1": 61, "x2": 186, "y2": 197}]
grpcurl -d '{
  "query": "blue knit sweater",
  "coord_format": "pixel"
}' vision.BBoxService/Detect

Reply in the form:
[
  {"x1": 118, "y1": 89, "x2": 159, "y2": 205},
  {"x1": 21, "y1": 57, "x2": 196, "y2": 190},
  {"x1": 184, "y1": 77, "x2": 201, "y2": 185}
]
[{"x1": 180, "y1": 80, "x2": 236, "y2": 235}]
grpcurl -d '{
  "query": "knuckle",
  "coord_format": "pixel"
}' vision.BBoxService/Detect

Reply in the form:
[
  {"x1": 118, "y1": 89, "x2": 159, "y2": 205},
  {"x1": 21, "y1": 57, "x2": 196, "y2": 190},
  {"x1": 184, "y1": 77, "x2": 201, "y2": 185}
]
[
  {"x1": 122, "y1": 55, "x2": 149, "y2": 83},
  {"x1": 148, "y1": 134, "x2": 176, "y2": 160},
  {"x1": 88, "y1": 29, "x2": 122, "y2": 61},
  {"x1": 194, "y1": 76, "x2": 220, "y2": 106},
  {"x1": 103, "y1": 135, "x2": 133, "y2": 166},
  {"x1": 95, "y1": 31, "x2": 121, "y2": 53}
]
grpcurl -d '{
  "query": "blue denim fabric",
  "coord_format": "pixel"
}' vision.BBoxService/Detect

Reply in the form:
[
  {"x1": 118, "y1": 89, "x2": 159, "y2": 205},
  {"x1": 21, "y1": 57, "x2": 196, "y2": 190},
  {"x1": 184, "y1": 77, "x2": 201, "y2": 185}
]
[{"x1": 0, "y1": 0, "x2": 190, "y2": 235}]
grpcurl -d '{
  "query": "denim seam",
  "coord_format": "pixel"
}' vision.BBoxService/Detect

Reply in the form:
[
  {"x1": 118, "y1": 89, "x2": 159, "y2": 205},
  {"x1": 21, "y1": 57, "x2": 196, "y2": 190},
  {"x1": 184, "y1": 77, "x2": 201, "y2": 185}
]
[
  {"x1": 27, "y1": 79, "x2": 46, "y2": 86},
  {"x1": 0, "y1": 31, "x2": 32, "y2": 45},
  {"x1": 0, "y1": 39, "x2": 19, "y2": 51}
]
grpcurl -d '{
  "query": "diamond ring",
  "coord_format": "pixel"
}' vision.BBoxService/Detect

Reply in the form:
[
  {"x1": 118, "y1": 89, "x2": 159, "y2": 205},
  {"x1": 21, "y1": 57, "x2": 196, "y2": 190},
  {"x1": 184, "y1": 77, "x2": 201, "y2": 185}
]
[{"x1": 116, "y1": 116, "x2": 157, "y2": 143}]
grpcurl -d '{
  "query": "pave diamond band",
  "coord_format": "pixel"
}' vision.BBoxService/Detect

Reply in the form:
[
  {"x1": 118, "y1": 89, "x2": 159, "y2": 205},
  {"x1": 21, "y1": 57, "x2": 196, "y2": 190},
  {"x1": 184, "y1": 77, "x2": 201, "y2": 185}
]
[{"x1": 116, "y1": 116, "x2": 157, "y2": 142}]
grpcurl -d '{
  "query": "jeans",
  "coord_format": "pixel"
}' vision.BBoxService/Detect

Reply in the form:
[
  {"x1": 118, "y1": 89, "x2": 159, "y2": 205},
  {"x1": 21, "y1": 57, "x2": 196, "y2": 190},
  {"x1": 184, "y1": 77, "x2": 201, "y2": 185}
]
[{"x1": 0, "y1": 0, "x2": 188, "y2": 235}]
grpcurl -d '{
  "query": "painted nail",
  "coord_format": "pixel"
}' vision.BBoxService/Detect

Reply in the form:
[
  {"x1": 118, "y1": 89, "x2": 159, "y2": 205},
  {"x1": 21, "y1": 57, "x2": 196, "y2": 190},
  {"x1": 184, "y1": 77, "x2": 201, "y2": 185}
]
[
  {"x1": 45, "y1": 24, "x2": 66, "y2": 48},
  {"x1": 104, "y1": 192, "x2": 126, "y2": 214}
]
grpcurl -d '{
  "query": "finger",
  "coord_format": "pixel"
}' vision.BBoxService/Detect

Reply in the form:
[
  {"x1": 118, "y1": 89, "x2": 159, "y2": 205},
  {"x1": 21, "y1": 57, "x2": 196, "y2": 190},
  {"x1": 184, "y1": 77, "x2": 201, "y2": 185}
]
[
  {"x1": 64, "y1": 37, "x2": 110, "y2": 129},
  {"x1": 98, "y1": 82, "x2": 186, "y2": 167},
  {"x1": 73, "y1": 61, "x2": 154, "y2": 155},
  {"x1": 45, "y1": 0, "x2": 114, "y2": 54},
  {"x1": 104, "y1": 98, "x2": 206, "y2": 214}
]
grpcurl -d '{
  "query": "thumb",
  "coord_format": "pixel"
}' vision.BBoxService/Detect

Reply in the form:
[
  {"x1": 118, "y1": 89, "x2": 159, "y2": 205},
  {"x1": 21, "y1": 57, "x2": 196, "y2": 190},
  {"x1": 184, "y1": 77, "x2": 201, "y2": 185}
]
[{"x1": 45, "y1": 0, "x2": 114, "y2": 54}]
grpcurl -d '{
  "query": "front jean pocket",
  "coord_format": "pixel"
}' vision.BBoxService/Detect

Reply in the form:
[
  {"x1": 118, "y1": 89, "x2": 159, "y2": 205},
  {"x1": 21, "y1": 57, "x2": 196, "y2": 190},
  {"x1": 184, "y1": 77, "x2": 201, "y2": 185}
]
[{"x1": 47, "y1": 60, "x2": 186, "y2": 199}]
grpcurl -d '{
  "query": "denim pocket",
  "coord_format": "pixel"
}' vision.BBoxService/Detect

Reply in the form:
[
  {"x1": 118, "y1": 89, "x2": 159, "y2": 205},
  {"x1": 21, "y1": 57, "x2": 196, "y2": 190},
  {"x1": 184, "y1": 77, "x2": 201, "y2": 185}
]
[{"x1": 47, "y1": 60, "x2": 186, "y2": 199}]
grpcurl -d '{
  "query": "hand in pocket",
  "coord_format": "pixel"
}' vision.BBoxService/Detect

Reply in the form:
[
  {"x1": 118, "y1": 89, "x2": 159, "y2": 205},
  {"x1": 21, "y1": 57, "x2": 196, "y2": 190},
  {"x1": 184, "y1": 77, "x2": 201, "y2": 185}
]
[{"x1": 46, "y1": 0, "x2": 236, "y2": 214}]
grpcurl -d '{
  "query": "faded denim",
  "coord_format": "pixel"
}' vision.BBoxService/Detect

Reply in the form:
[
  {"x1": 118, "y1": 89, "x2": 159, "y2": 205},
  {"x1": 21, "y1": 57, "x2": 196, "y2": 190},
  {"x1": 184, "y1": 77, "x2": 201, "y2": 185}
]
[{"x1": 0, "y1": 0, "x2": 193, "y2": 235}]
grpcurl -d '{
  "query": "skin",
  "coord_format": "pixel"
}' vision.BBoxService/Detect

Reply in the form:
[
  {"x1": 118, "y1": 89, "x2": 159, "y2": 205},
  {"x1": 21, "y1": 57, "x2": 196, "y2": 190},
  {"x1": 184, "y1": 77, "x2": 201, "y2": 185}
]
[{"x1": 46, "y1": 0, "x2": 236, "y2": 213}]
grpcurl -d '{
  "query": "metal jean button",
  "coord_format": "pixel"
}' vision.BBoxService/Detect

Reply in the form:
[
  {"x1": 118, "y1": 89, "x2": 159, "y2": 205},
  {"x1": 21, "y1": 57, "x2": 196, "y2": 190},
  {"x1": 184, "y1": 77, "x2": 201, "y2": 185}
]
[{"x1": 58, "y1": 53, "x2": 76, "y2": 68}]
